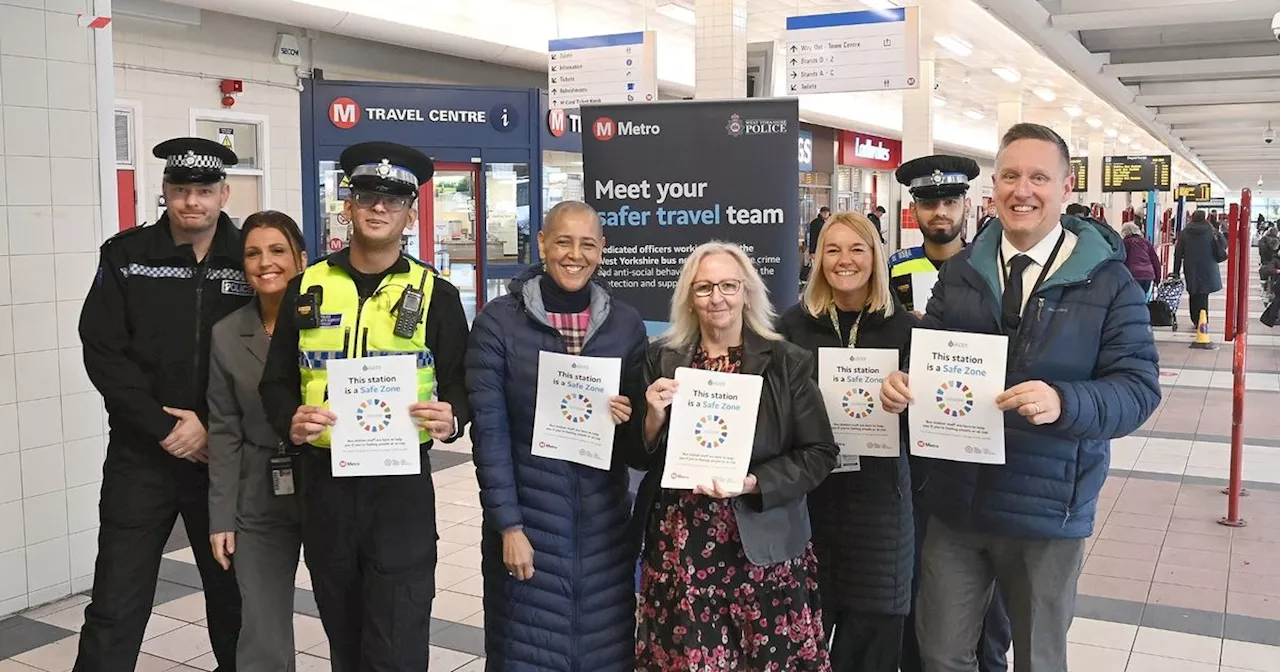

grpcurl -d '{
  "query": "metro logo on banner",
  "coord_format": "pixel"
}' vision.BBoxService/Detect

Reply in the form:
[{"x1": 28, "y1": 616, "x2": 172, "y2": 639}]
[
  {"x1": 582, "y1": 99, "x2": 800, "y2": 322},
  {"x1": 330, "y1": 97, "x2": 361, "y2": 129}
]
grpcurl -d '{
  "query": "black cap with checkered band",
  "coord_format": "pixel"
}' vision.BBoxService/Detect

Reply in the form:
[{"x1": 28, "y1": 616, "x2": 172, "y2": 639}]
[
  {"x1": 153, "y1": 137, "x2": 239, "y2": 185},
  {"x1": 339, "y1": 141, "x2": 435, "y2": 198}
]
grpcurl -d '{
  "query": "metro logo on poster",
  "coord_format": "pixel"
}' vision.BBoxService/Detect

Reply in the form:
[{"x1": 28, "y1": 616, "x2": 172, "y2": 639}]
[
  {"x1": 329, "y1": 98, "x2": 362, "y2": 129},
  {"x1": 593, "y1": 117, "x2": 616, "y2": 141},
  {"x1": 592, "y1": 117, "x2": 660, "y2": 141}
]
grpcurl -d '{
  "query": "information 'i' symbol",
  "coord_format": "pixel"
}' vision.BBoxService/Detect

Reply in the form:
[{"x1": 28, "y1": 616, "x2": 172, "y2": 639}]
[
  {"x1": 559, "y1": 393, "x2": 594, "y2": 423},
  {"x1": 356, "y1": 398, "x2": 393, "y2": 433},
  {"x1": 693, "y1": 415, "x2": 729, "y2": 449},
  {"x1": 935, "y1": 381, "x2": 975, "y2": 418},
  {"x1": 841, "y1": 388, "x2": 876, "y2": 419}
]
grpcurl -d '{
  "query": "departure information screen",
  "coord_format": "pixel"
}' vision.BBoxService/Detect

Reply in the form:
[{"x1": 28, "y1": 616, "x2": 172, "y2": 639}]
[
  {"x1": 1103, "y1": 155, "x2": 1172, "y2": 192},
  {"x1": 1070, "y1": 157, "x2": 1087, "y2": 193},
  {"x1": 1175, "y1": 182, "x2": 1212, "y2": 201}
]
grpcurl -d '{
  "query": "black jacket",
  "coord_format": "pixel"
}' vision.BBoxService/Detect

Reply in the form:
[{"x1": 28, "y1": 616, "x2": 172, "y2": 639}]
[
  {"x1": 80, "y1": 214, "x2": 251, "y2": 444},
  {"x1": 1173, "y1": 222, "x2": 1227, "y2": 295},
  {"x1": 624, "y1": 330, "x2": 839, "y2": 566},
  {"x1": 776, "y1": 302, "x2": 917, "y2": 615}
]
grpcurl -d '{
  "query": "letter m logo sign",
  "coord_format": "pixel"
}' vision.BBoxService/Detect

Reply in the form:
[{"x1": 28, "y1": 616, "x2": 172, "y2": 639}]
[
  {"x1": 592, "y1": 117, "x2": 615, "y2": 141},
  {"x1": 329, "y1": 97, "x2": 361, "y2": 129}
]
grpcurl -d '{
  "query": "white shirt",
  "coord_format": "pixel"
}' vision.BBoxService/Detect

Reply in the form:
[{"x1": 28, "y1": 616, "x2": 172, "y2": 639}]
[{"x1": 998, "y1": 224, "x2": 1078, "y2": 313}]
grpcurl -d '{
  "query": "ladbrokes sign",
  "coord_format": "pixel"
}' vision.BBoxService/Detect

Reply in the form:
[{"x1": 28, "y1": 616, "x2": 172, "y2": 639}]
[{"x1": 837, "y1": 130, "x2": 902, "y2": 171}]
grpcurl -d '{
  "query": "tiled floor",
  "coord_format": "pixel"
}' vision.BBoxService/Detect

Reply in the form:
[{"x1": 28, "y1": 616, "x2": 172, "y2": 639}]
[{"x1": 2, "y1": 279, "x2": 1278, "y2": 671}]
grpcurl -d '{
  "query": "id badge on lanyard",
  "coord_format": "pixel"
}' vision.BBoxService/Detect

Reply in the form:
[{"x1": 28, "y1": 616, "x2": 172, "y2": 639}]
[{"x1": 269, "y1": 444, "x2": 295, "y2": 496}]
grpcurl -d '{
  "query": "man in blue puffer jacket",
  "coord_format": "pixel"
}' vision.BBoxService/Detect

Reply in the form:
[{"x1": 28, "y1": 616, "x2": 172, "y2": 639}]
[{"x1": 881, "y1": 123, "x2": 1161, "y2": 672}]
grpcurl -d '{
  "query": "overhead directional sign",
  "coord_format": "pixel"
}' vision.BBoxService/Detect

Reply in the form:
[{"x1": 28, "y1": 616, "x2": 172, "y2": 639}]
[
  {"x1": 548, "y1": 31, "x2": 657, "y2": 110},
  {"x1": 1103, "y1": 155, "x2": 1172, "y2": 193},
  {"x1": 783, "y1": 8, "x2": 920, "y2": 95}
]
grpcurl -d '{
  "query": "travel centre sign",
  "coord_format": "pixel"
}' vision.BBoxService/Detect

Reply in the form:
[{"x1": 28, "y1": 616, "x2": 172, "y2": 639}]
[
  {"x1": 837, "y1": 130, "x2": 902, "y2": 171},
  {"x1": 327, "y1": 96, "x2": 521, "y2": 133}
]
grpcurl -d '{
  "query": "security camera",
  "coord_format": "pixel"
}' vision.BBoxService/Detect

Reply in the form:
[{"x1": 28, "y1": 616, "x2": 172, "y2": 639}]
[
  {"x1": 1266, "y1": 125, "x2": 1276, "y2": 144},
  {"x1": 1273, "y1": 11, "x2": 1280, "y2": 40}
]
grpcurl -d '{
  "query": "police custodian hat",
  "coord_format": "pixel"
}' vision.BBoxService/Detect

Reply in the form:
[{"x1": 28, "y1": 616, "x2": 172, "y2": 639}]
[
  {"x1": 895, "y1": 154, "x2": 981, "y2": 201},
  {"x1": 153, "y1": 137, "x2": 238, "y2": 185},
  {"x1": 340, "y1": 141, "x2": 435, "y2": 197}
]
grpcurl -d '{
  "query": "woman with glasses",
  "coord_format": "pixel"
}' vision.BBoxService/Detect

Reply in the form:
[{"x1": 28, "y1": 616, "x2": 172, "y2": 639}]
[
  {"x1": 466, "y1": 201, "x2": 648, "y2": 671},
  {"x1": 207, "y1": 211, "x2": 308, "y2": 671},
  {"x1": 625, "y1": 241, "x2": 838, "y2": 671},
  {"x1": 776, "y1": 213, "x2": 917, "y2": 672}
]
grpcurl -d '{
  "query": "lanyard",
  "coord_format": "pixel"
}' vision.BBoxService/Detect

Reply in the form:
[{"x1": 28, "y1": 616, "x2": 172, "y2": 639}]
[
  {"x1": 827, "y1": 305, "x2": 865, "y2": 348},
  {"x1": 999, "y1": 230, "x2": 1067, "y2": 303}
]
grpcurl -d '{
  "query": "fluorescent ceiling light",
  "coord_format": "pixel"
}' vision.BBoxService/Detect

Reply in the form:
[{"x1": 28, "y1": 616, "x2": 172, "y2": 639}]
[
  {"x1": 932, "y1": 96, "x2": 947, "y2": 107},
  {"x1": 655, "y1": 2, "x2": 695, "y2": 24},
  {"x1": 1105, "y1": 128, "x2": 1118, "y2": 138},
  {"x1": 1063, "y1": 105, "x2": 1083, "y2": 117},
  {"x1": 1033, "y1": 88, "x2": 1056, "y2": 102},
  {"x1": 964, "y1": 109, "x2": 985, "y2": 120},
  {"x1": 1086, "y1": 116, "x2": 1103, "y2": 128},
  {"x1": 933, "y1": 35, "x2": 972, "y2": 57},
  {"x1": 1118, "y1": 134, "x2": 1131, "y2": 144},
  {"x1": 992, "y1": 67, "x2": 1021, "y2": 83}
]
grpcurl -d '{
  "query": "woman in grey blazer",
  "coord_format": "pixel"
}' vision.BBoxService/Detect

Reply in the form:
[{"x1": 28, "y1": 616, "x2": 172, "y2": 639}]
[{"x1": 207, "y1": 211, "x2": 307, "y2": 671}]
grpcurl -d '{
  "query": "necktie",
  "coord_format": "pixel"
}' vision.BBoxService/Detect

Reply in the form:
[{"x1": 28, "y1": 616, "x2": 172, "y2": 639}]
[{"x1": 1003, "y1": 253, "x2": 1034, "y2": 331}]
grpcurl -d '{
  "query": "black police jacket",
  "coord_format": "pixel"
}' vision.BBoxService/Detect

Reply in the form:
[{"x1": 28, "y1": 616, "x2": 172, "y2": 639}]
[{"x1": 80, "y1": 214, "x2": 251, "y2": 443}]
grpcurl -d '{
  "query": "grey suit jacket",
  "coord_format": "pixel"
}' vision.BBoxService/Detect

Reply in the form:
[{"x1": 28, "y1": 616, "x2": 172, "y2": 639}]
[{"x1": 208, "y1": 300, "x2": 295, "y2": 534}]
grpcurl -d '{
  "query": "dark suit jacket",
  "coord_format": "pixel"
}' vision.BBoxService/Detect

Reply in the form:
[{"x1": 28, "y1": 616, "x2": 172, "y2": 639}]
[{"x1": 207, "y1": 300, "x2": 297, "y2": 534}]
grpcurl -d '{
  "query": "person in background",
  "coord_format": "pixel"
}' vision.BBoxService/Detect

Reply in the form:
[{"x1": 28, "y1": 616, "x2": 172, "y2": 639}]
[
  {"x1": 881, "y1": 122, "x2": 1160, "y2": 672},
  {"x1": 776, "y1": 213, "x2": 916, "y2": 672},
  {"x1": 808, "y1": 206, "x2": 832, "y2": 262},
  {"x1": 1258, "y1": 225, "x2": 1279, "y2": 295},
  {"x1": 207, "y1": 211, "x2": 307, "y2": 672},
  {"x1": 868, "y1": 205, "x2": 888, "y2": 242},
  {"x1": 1065, "y1": 203, "x2": 1091, "y2": 218},
  {"x1": 888, "y1": 155, "x2": 1013, "y2": 672},
  {"x1": 976, "y1": 204, "x2": 998, "y2": 238},
  {"x1": 465, "y1": 200, "x2": 648, "y2": 671},
  {"x1": 1121, "y1": 221, "x2": 1163, "y2": 295},
  {"x1": 1172, "y1": 209, "x2": 1228, "y2": 328},
  {"x1": 627, "y1": 241, "x2": 838, "y2": 670},
  {"x1": 260, "y1": 141, "x2": 471, "y2": 671},
  {"x1": 75, "y1": 137, "x2": 246, "y2": 672}
]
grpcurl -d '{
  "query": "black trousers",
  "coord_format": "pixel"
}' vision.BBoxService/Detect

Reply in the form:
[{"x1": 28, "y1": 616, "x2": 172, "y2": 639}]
[
  {"x1": 1189, "y1": 292, "x2": 1210, "y2": 327},
  {"x1": 302, "y1": 448, "x2": 438, "y2": 672},
  {"x1": 825, "y1": 610, "x2": 904, "y2": 672},
  {"x1": 74, "y1": 437, "x2": 241, "y2": 672}
]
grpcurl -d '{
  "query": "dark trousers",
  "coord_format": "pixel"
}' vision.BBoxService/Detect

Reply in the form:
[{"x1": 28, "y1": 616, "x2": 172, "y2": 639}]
[
  {"x1": 302, "y1": 448, "x2": 438, "y2": 672},
  {"x1": 901, "y1": 496, "x2": 1010, "y2": 672},
  {"x1": 1138, "y1": 280, "x2": 1153, "y2": 296},
  {"x1": 1189, "y1": 292, "x2": 1210, "y2": 326},
  {"x1": 826, "y1": 610, "x2": 904, "y2": 672},
  {"x1": 74, "y1": 438, "x2": 241, "y2": 672}
]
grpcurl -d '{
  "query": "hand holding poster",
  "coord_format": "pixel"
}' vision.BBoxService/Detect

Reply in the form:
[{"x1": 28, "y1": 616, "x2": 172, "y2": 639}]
[
  {"x1": 661, "y1": 367, "x2": 763, "y2": 490},
  {"x1": 907, "y1": 329, "x2": 1008, "y2": 464},
  {"x1": 531, "y1": 352, "x2": 622, "y2": 471},
  {"x1": 818, "y1": 348, "x2": 901, "y2": 472},
  {"x1": 327, "y1": 355, "x2": 421, "y2": 477}
]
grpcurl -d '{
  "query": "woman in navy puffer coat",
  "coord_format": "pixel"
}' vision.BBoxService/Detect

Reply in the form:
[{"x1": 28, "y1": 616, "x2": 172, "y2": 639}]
[{"x1": 465, "y1": 201, "x2": 648, "y2": 672}]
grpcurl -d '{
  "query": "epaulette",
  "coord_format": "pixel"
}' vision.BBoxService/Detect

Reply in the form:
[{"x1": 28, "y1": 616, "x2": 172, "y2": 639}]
[
  {"x1": 99, "y1": 223, "x2": 150, "y2": 251},
  {"x1": 888, "y1": 246, "x2": 925, "y2": 267},
  {"x1": 403, "y1": 253, "x2": 438, "y2": 275}
]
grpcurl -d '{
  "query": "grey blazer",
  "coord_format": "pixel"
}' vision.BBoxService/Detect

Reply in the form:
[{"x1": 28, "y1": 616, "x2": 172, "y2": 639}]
[{"x1": 208, "y1": 300, "x2": 297, "y2": 534}]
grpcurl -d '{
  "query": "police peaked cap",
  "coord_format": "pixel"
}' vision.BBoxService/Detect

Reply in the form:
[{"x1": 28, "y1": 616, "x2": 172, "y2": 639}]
[
  {"x1": 895, "y1": 155, "x2": 981, "y2": 201},
  {"x1": 340, "y1": 141, "x2": 435, "y2": 197},
  {"x1": 154, "y1": 137, "x2": 239, "y2": 185}
]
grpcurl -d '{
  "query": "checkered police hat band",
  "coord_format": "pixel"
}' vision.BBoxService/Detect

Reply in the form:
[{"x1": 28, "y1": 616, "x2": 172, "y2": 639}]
[
  {"x1": 165, "y1": 151, "x2": 224, "y2": 172},
  {"x1": 910, "y1": 172, "x2": 969, "y2": 188},
  {"x1": 351, "y1": 163, "x2": 417, "y2": 187}
]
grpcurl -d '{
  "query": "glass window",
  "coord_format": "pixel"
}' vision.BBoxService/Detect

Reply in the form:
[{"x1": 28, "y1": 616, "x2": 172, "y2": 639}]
[
  {"x1": 484, "y1": 162, "x2": 531, "y2": 267},
  {"x1": 433, "y1": 170, "x2": 479, "y2": 323},
  {"x1": 195, "y1": 120, "x2": 261, "y2": 170},
  {"x1": 542, "y1": 150, "x2": 585, "y2": 216}
]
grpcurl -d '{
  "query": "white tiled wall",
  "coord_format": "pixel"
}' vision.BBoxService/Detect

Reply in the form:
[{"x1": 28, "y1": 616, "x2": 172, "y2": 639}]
[
  {"x1": 694, "y1": 0, "x2": 748, "y2": 100},
  {"x1": 0, "y1": 0, "x2": 106, "y2": 618}
]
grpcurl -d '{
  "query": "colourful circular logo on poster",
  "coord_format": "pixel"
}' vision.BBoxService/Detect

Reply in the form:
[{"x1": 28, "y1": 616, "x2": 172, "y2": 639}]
[
  {"x1": 560, "y1": 393, "x2": 593, "y2": 423},
  {"x1": 694, "y1": 415, "x2": 729, "y2": 449},
  {"x1": 935, "y1": 381, "x2": 975, "y2": 418},
  {"x1": 841, "y1": 388, "x2": 876, "y2": 419},
  {"x1": 356, "y1": 398, "x2": 393, "y2": 433}
]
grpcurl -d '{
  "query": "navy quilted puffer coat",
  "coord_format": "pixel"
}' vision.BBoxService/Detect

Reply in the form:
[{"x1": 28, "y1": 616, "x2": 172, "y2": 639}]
[{"x1": 465, "y1": 266, "x2": 647, "y2": 672}]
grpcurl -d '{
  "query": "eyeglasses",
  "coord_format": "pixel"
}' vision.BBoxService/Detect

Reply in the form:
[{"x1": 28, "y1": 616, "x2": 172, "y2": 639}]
[
  {"x1": 351, "y1": 190, "x2": 414, "y2": 212},
  {"x1": 692, "y1": 280, "x2": 743, "y2": 297}
]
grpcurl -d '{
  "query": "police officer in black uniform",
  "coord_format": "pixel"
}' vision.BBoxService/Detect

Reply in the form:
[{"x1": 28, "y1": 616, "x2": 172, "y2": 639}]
[
  {"x1": 888, "y1": 155, "x2": 981, "y2": 312},
  {"x1": 260, "y1": 141, "x2": 470, "y2": 671},
  {"x1": 75, "y1": 137, "x2": 247, "y2": 672}
]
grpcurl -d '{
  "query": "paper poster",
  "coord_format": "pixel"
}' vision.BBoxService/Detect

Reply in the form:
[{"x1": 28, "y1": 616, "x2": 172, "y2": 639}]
[
  {"x1": 907, "y1": 329, "x2": 1009, "y2": 464},
  {"x1": 661, "y1": 367, "x2": 763, "y2": 490},
  {"x1": 217, "y1": 127, "x2": 235, "y2": 152},
  {"x1": 818, "y1": 347, "x2": 902, "y2": 472},
  {"x1": 912, "y1": 271, "x2": 939, "y2": 312},
  {"x1": 530, "y1": 352, "x2": 622, "y2": 471},
  {"x1": 327, "y1": 355, "x2": 421, "y2": 477}
]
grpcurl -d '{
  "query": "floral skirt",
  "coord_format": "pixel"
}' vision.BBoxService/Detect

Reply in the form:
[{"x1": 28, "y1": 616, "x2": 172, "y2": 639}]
[{"x1": 635, "y1": 492, "x2": 830, "y2": 671}]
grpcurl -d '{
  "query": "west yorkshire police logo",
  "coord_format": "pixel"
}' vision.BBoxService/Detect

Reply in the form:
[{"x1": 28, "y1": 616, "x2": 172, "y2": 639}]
[
  {"x1": 376, "y1": 159, "x2": 392, "y2": 178},
  {"x1": 726, "y1": 114, "x2": 744, "y2": 137},
  {"x1": 931, "y1": 170, "x2": 944, "y2": 186}
]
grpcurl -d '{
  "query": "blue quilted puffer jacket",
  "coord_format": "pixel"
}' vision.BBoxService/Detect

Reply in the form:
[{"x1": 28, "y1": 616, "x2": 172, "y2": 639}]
[
  {"x1": 918, "y1": 216, "x2": 1161, "y2": 540},
  {"x1": 465, "y1": 265, "x2": 647, "y2": 672}
]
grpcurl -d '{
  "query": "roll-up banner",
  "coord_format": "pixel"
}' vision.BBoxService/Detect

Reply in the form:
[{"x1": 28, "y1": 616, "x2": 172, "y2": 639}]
[{"x1": 582, "y1": 98, "x2": 801, "y2": 323}]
